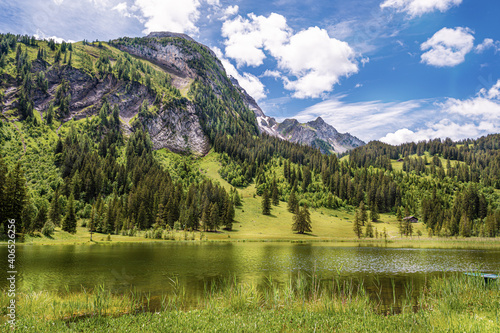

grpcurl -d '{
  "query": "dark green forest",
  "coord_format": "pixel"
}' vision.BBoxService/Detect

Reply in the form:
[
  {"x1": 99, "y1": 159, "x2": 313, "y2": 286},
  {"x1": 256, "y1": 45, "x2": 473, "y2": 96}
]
[{"x1": 1, "y1": 33, "x2": 500, "y2": 240}]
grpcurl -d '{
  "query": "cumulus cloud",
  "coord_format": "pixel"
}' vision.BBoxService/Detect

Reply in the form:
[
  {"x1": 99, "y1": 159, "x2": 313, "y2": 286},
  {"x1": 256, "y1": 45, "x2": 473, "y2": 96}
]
[
  {"x1": 110, "y1": 0, "x2": 222, "y2": 35},
  {"x1": 420, "y1": 27, "x2": 474, "y2": 67},
  {"x1": 380, "y1": 0, "x2": 462, "y2": 17},
  {"x1": 294, "y1": 78, "x2": 500, "y2": 144},
  {"x1": 440, "y1": 80, "x2": 500, "y2": 121},
  {"x1": 261, "y1": 70, "x2": 282, "y2": 79},
  {"x1": 213, "y1": 47, "x2": 266, "y2": 101},
  {"x1": 380, "y1": 120, "x2": 497, "y2": 145},
  {"x1": 475, "y1": 38, "x2": 500, "y2": 53},
  {"x1": 133, "y1": 0, "x2": 202, "y2": 34},
  {"x1": 379, "y1": 80, "x2": 500, "y2": 144},
  {"x1": 221, "y1": 13, "x2": 359, "y2": 98},
  {"x1": 220, "y1": 5, "x2": 238, "y2": 20},
  {"x1": 221, "y1": 13, "x2": 291, "y2": 67},
  {"x1": 278, "y1": 27, "x2": 358, "y2": 98}
]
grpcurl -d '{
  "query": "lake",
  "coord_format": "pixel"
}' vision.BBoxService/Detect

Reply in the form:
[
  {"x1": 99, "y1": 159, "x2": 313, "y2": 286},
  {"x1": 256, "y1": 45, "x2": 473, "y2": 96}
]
[{"x1": 2, "y1": 242, "x2": 500, "y2": 311}]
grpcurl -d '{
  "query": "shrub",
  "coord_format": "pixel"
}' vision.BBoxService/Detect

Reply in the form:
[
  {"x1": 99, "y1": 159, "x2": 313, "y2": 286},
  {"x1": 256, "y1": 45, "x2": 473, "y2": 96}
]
[{"x1": 41, "y1": 221, "x2": 55, "y2": 237}]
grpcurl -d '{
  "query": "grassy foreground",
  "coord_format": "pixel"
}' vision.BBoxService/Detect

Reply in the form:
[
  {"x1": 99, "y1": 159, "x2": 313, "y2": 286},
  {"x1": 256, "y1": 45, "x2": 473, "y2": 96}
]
[{"x1": 2, "y1": 273, "x2": 499, "y2": 332}]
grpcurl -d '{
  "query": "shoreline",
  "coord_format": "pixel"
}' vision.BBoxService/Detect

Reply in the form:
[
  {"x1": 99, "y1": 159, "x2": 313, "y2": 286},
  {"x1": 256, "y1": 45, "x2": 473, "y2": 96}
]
[{"x1": 2, "y1": 234, "x2": 500, "y2": 250}]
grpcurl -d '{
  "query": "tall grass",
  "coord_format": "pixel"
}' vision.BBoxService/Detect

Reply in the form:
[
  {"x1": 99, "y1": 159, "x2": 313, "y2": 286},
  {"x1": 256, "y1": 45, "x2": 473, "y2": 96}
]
[{"x1": 2, "y1": 272, "x2": 499, "y2": 332}]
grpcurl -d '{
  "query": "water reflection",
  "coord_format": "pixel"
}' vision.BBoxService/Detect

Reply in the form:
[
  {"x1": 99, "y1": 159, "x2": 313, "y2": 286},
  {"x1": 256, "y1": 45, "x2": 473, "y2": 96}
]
[{"x1": 2, "y1": 242, "x2": 499, "y2": 310}]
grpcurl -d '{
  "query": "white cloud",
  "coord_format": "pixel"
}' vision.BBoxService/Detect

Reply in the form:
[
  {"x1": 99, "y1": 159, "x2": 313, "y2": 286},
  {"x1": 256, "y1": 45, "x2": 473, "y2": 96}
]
[
  {"x1": 213, "y1": 47, "x2": 266, "y2": 101},
  {"x1": 380, "y1": 80, "x2": 500, "y2": 144},
  {"x1": 220, "y1": 5, "x2": 238, "y2": 20},
  {"x1": 380, "y1": 120, "x2": 496, "y2": 144},
  {"x1": 113, "y1": 0, "x2": 221, "y2": 35},
  {"x1": 441, "y1": 84, "x2": 500, "y2": 121},
  {"x1": 261, "y1": 70, "x2": 282, "y2": 79},
  {"x1": 221, "y1": 13, "x2": 359, "y2": 98},
  {"x1": 34, "y1": 30, "x2": 76, "y2": 43},
  {"x1": 293, "y1": 96, "x2": 428, "y2": 141},
  {"x1": 278, "y1": 27, "x2": 358, "y2": 98},
  {"x1": 327, "y1": 20, "x2": 356, "y2": 40},
  {"x1": 380, "y1": 0, "x2": 462, "y2": 17},
  {"x1": 133, "y1": 0, "x2": 202, "y2": 34},
  {"x1": 294, "y1": 79, "x2": 500, "y2": 144},
  {"x1": 221, "y1": 13, "x2": 291, "y2": 67},
  {"x1": 420, "y1": 27, "x2": 474, "y2": 67},
  {"x1": 475, "y1": 38, "x2": 500, "y2": 53}
]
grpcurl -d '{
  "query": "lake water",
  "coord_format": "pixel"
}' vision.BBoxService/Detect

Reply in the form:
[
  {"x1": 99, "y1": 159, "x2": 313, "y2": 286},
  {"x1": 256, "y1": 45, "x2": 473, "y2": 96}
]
[{"x1": 2, "y1": 242, "x2": 500, "y2": 310}]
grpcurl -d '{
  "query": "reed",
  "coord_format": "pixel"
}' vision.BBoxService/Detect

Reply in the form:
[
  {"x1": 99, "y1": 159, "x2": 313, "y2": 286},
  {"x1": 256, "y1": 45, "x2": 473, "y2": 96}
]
[{"x1": 3, "y1": 272, "x2": 499, "y2": 332}]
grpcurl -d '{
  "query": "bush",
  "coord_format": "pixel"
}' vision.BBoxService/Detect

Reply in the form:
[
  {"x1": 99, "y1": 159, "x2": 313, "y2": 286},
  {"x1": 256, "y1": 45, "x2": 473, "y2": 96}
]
[
  {"x1": 41, "y1": 221, "x2": 55, "y2": 237},
  {"x1": 173, "y1": 221, "x2": 181, "y2": 231}
]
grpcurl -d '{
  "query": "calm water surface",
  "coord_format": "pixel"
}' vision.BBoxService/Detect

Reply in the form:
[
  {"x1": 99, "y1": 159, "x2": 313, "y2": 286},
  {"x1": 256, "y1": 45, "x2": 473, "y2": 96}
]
[{"x1": 2, "y1": 242, "x2": 500, "y2": 309}]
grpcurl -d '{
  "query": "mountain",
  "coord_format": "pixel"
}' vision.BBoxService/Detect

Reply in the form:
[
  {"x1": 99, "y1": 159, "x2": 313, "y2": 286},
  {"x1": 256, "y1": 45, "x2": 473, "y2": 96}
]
[
  {"x1": 230, "y1": 77, "x2": 364, "y2": 154},
  {"x1": 1, "y1": 31, "x2": 362, "y2": 157}
]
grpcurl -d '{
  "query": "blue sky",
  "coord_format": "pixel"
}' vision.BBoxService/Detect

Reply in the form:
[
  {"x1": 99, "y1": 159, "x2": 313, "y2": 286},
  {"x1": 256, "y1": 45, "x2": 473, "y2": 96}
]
[{"x1": 1, "y1": 0, "x2": 500, "y2": 144}]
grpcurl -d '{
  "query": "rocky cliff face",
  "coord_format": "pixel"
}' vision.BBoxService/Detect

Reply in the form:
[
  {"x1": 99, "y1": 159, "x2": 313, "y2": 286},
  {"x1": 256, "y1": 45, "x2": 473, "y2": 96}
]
[
  {"x1": 2, "y1": 31, "x2": 363, "y2": 156},
  {"x1": 230, "y1": 77, "x2": 365, "y2": 154}
]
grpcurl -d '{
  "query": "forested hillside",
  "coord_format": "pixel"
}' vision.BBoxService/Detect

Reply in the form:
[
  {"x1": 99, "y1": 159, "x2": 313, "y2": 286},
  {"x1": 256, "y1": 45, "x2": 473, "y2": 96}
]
[{"x1": 1, "y1": 33, "x2": 499, "y2": 240}]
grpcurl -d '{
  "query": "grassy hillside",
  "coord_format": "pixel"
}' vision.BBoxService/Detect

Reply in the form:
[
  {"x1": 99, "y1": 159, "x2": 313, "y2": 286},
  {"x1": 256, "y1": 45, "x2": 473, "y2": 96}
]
[{"x1": 196, "y1": 150, "x2": 422, "y2": 241}]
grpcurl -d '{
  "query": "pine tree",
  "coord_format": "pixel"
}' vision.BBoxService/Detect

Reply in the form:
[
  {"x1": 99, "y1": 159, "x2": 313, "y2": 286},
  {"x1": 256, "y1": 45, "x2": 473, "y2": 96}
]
[
  {"x1": 233, "y1": 190, "x2": 242, "y2": 206},
  {"x1": 33, "y1": 203, "x2": 48, "y2": 231},
  {"x1": 365, "y1": 221, "x2": 374, "y2": 238},
  {"x1": 271, "y1": 177, "x2": 279, "y2": 206},
  {"x1": 370, "y1": 205, "x2": 379, "y2": 222},
  {"x1": 459, "y1": 215, "x2": 471, "y2": 237},
  {"x1": 405, "y1": 220, "x2": 413, "y2": 237},
  {"x1": 224, "y1": 199, "x2": 234, "y2": 230},
  {"x1": 62, "y1": 194, "x2": 77, "y2": 234},
  {"x1": 4, "y1": 163, "x2": 28, "y2": 224},
  {"x1": 0, "y1": 155, "x2": 7, "y2": 225},
  {"x1": 485, "y1": 213, "x2": 497, "y2": 237},
  {"x1": 292, "y1": 205, "x2": 312, "y2": 234},
  {"x1": 397, "y1": 206, "x2": 403, "y2": 221},
  {"x1": 49, "y1": 189, "x2": 62, "y2": 226},
  {"x1": 262, "y1": 188, "x2": 271, "y2": 215},
  {"x1": 398, "y1": 220, "x2": 405, "y2": 237},
  {"x1": 358, "y1": 202, "x2": 367, "y2": 226},
  {"x1": 353, "y1": 210, "x2": 362, "y2": 238},
  {"x1": 288, "y1": 189, "x2": 298, "y2": 213},
  {"x1": 209, "y1": 202, "x2": 220, "y2": 231}
]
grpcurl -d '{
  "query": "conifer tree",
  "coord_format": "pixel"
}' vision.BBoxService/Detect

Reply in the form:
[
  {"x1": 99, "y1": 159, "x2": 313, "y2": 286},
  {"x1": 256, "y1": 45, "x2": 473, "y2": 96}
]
[
  {"x1": 353, "y1": 210, "x2": 362, "y2": 238},
  {"x1": 365, "y1": 221, "x2": 374, "y2": 238},
  {"x1": 405, "y1": 220, "x2": 413, "y2": 237},
  {"x1": 271, "y1": 177, "x2": 279, "y2": 206},
  {"x1": 33, "y1": 202, "x2": 48, "y2": 231},
  {"x1": 233, "y1": 189, "x2": 242, "y2": 206},
  {"x1": 62, "y1": 194, "x2": 77, "y2": 234},
  {"x1": 459, "y1": 215, "x2": 471, "y2": 237},
  {"x1": 288, "y1": 189, "x2": 298, "y2": 213},
  {"x1": 209, "y1": 202, "x2": 219, "y2": 231},
  {"x1": 398, "y1": 220, "x2": 405, "y2": 237},
  {"x1": 292, "y1": 205, "x2": 312, "y2": 234},
  {"x1": 370, "y1": 205, "x2": 379, "y2": 222},
  {"x1": 262, "y1": 188, "x2": 271, "y2": 215},
  {"x1": 5, "y1": 163, "x2": 28, "y2": 224},
  {"x1": 0, "y1": 155, "x2": 7, "y2": 225},
  {"x1": 49, "y1": 188, "x2": 62, "y2": 226},
  {"x1": 358, "y1": 202, "x2": 367, "y2": 226}
]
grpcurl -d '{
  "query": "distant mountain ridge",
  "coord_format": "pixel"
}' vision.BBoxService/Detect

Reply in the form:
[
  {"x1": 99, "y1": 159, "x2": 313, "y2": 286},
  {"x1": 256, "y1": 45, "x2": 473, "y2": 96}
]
[{"x1": 230, "y1": 77, "x2": 365, "y2": 154}]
